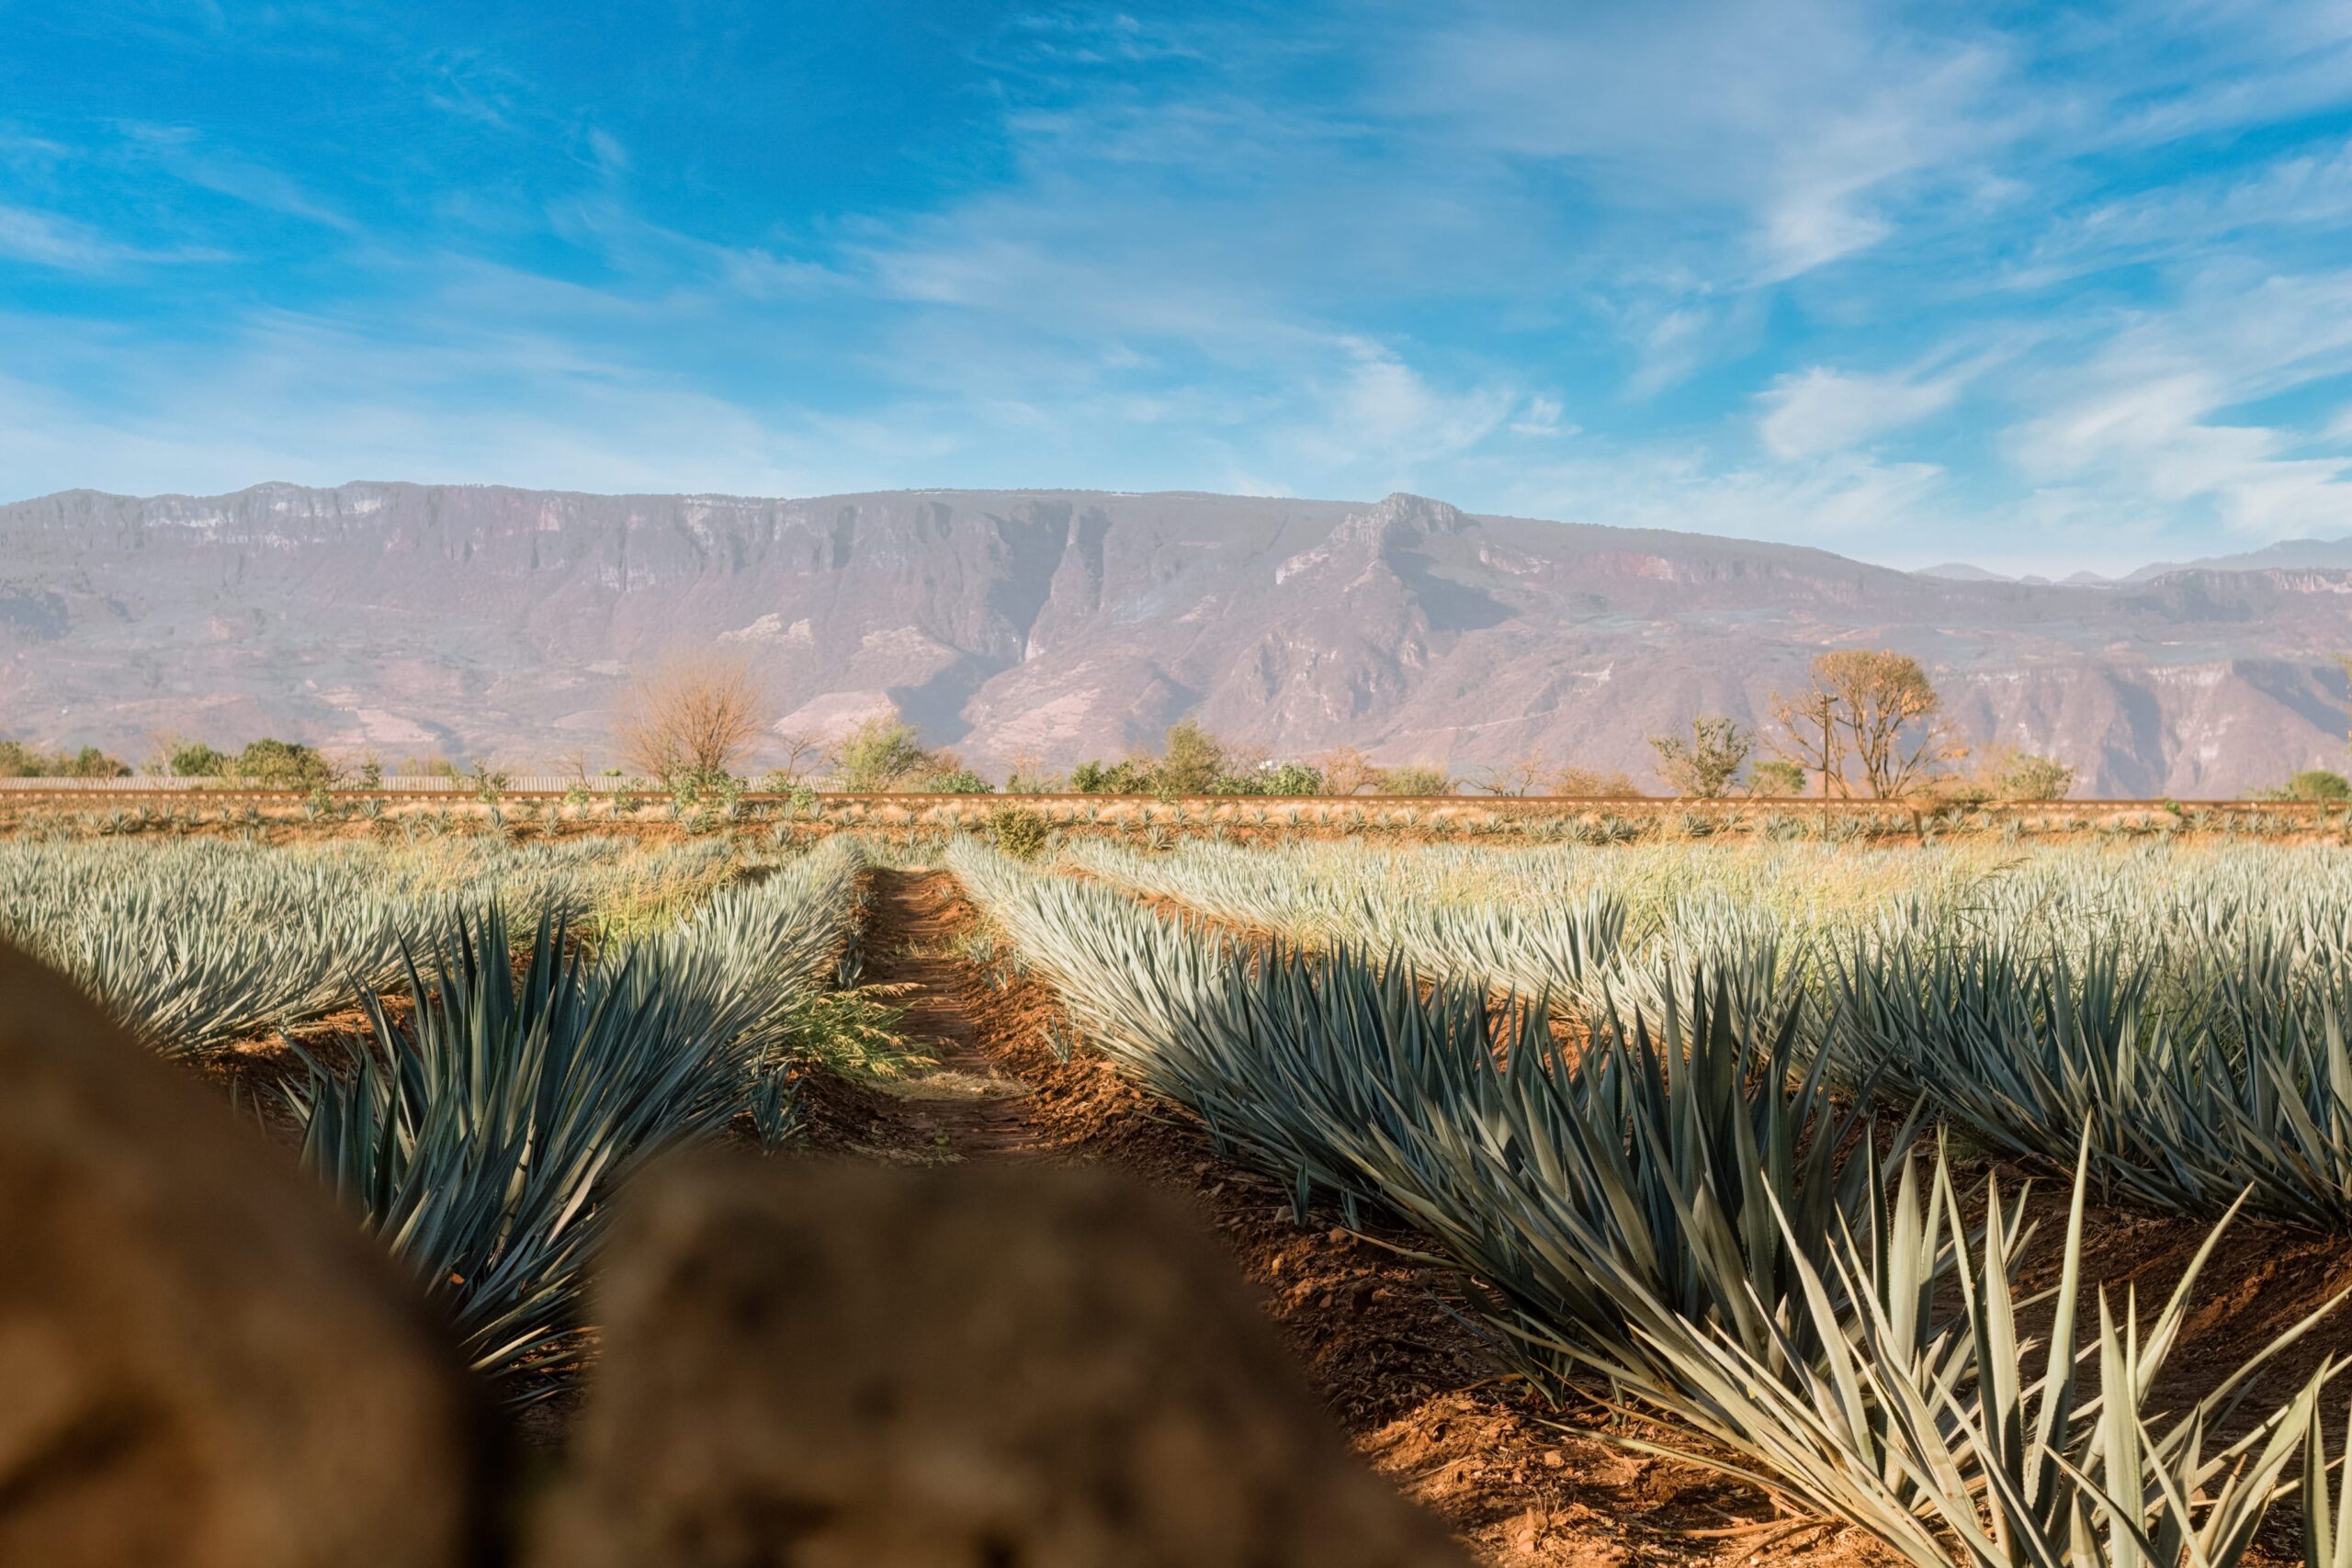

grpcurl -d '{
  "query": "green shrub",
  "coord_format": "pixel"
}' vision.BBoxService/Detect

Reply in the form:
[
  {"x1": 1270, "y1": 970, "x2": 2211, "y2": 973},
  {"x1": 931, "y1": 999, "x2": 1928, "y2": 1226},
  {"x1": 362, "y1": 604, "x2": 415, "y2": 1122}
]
[
  {"x1": 0, "y1": 739, "x2": 130, "y2": 778},
  {"x1": 1550, "y1": 765, "x2": 1644, "y2": 797},
  {"x1": 1211, "y1": 761, "x2": 1324, "y2": 796},
  {"x1": 832, "y1": 716, "x2": 931, "y2": 792},
  {"x1": 62, "y1": 746, "x2": 130, "y2": 779},
  {"x1": 921, "y1": 768, "x2": 995, "y2": 795},
  {"x1": 169, "y1": 741, "x2": 230, "y2": 778},
  {"x1": 989, "y1": 804, "x2": 1051, "y2": 860},
  {"x1": 1647, "y1": 716, "x2": 1750, "y2": 798},
  {"x1": 2280, "y1": 769, "x2": 2352, "y2": 801},
  {"x1": 1377, "y1": 763, "x2": 1453, "y2": 796},
  {"x1": 1071, "y1": 758, "x2": 1154, "y2": 795},
  {"x1": 1157, "y1": 720, "x2": 1225, "y2": 795},
  {"x1": 1995, "y1": 750, "x2": 2075, "y2": 800},
  {"x1": 235, "y1": 738, "x2": 332, "y2": 787}
]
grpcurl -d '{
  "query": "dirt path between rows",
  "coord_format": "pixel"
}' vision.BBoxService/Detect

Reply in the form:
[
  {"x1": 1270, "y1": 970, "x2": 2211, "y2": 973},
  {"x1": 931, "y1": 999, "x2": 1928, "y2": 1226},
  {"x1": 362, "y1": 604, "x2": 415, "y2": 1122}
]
[
  {"x1": 795, "y1": 866, "x2": 1897, "y2": 1568},
  {"x1": 850, "y1": 866, "x2": 1042, "y2": 1162}
]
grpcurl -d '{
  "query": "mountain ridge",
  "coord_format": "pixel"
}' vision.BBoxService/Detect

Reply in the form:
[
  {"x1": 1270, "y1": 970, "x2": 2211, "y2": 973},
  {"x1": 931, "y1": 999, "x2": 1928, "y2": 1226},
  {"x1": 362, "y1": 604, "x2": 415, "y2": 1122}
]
[{"x1": 5, "y1": 480, "x2": 2349, "y2": 795}]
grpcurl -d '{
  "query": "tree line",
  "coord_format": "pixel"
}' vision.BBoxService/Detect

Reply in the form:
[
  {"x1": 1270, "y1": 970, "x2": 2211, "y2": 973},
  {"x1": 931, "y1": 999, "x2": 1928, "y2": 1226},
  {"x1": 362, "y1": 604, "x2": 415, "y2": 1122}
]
[
  {"x1": 597, "y1": 649, "x2": 2085, "y2": 801},
  {"x1": 17, "y1": 643, "x2": 2352, "y2": 800}
]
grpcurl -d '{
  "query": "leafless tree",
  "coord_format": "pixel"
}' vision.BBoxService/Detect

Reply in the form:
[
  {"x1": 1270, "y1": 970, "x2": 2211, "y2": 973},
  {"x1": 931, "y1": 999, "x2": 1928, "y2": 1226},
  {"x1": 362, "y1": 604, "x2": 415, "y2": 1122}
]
[
  {"x1": 1316, "y1": 745, "x2": 1385, "y2": 796},
  {"x1": 614, "y1": 650, "x2": 775, "y2": 783},
  {"x1": 1000, "y1": 745, "x2": 1060, "y2": 793},
  {"x1": 1475, "y1": 747, "x2": 1552, "y2": 796},
  {"x1": 770, "y1": 731, "x2": 824, "y2": 785}
]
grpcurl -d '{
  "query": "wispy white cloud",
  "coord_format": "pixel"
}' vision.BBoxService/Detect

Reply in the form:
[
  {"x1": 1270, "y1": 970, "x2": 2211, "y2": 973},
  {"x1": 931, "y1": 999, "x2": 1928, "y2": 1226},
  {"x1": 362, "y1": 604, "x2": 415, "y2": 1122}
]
[
  {"x1": 1304, "y1": 338, "x2": 1518, "y2": 468},
  {"x1": 124, "y1": 125, "x2": 358, "y2": 232},
  {"x1": 1997, "y1": 137, "x2": 2352, "y2": 290},
  {"x1": 1485, "y1": 443, "x2": 1951, "y2": 552},
  {"x1": 0, "y1": 304, "x2": 813, "y2": 500},
  {"x1": 1508, "y1": 395, "x2": 1571, "y2": 437},
  {"x1": 2003, "y1": 270, "x2": 2352, "y2": 540},
  {"x1": 1401, "y1": 0, "x2": 2020, "y2": 283},
  {"x1": 16, "y1": 0, "x2": 2352, "y2": 577},
  {"x1": 1758, "y1": 365, "x2": 1964, "y2": 458},
  {"x1": 0, "y1": 204, "x2": 220, "y2": 271}
]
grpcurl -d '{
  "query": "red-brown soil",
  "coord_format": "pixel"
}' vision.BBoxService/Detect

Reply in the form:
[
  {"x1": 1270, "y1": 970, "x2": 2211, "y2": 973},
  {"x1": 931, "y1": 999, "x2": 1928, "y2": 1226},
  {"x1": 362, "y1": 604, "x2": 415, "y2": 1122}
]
[
  {"x1": 821, "y1": 867, "x2": 1901, "y2": 1567},
  {"x1": 825, "y1": 864, "x2": 2352, "y2": 1567},
  {"x1": 156, "y1": 857, "x2": 2352, "y2": 1564}
]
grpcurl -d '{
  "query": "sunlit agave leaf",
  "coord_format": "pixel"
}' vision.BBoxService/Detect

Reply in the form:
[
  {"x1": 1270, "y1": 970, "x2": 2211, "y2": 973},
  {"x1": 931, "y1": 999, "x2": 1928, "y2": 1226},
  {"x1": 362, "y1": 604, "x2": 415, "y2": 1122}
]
[{"x1": 280, "y1": 838, "x2": 865, "y2": 1397}]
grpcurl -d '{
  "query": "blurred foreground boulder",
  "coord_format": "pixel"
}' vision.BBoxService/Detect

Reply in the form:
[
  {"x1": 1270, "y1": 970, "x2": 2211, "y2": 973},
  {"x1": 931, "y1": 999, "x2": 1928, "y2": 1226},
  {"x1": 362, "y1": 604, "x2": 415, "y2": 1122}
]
[
  {"x1": 534, "y1": 1156, "x2": 1472, "y2": 1568},
  {"x1": 0, "y1": 940, "x2": 492, "y2": 1568}
]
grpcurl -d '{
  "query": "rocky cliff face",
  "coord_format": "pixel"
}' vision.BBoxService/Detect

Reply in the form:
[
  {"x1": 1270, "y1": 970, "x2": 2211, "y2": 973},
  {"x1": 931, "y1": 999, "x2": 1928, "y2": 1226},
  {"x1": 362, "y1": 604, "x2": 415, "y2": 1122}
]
[{"x1": 4, "y1": 480, "x2": 2347, "y2": 795}]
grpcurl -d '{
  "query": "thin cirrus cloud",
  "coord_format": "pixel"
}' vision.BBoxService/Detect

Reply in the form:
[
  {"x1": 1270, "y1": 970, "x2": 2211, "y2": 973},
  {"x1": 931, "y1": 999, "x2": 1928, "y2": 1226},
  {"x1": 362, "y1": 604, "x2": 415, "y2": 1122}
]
[
  {"x1": 1999, "y1": 268, "x2": 2352, "y2": 538},
  {"x1": 0, "y1": 202, "x2": 226, "y2": 271},
  {"x1": 1757, "y1": 367, "x2": 1966, "y2": 460},
  {"x1": 2, "y1": 1, "x2": 2352, "y2": 572}
]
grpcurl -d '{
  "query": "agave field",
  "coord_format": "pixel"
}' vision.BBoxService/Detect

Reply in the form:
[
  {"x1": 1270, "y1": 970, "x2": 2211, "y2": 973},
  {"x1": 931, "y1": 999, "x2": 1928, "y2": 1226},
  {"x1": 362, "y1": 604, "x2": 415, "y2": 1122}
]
[
  {"x1": 18, "y1": 821, "x2": 2352, "y2": 1562},
  {"x1": 962, "y1": 833, "x2": 2352, "y2": 1566},
  {"x1": 0, "y1": 831, "x2": 867, "y2": 1394}
]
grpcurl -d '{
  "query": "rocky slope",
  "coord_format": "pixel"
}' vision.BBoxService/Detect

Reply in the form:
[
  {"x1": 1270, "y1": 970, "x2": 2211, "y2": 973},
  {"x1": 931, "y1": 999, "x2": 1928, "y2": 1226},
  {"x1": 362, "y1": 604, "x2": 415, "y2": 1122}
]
[{"x1": 4, "y1": 481, "x2": 2348, "y2": 795}]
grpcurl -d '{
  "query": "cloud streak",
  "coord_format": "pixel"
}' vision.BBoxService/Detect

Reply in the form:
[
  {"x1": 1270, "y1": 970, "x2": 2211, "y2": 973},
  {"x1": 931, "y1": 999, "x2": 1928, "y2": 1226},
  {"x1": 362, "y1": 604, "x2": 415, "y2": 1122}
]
[{"x1": 5, "y1": 1, "x2": 2352, "y2": 574}]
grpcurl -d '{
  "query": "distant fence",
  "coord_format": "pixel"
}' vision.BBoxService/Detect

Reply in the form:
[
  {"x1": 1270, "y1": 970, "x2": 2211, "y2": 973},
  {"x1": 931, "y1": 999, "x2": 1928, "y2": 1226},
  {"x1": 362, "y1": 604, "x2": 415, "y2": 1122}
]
[
  {"x1": 0, "y1": 775, "x2": 650, "y2": 794},
  {"x1": 0, "y1": 776, "x2": 2339, "y2": 817}
]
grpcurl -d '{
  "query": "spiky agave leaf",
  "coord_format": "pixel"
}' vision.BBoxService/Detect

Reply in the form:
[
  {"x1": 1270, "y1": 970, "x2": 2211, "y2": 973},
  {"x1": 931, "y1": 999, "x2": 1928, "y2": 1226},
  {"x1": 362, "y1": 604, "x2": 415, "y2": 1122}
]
[
  {"x1": 283, "y1": 840, "x2": 867, "y2": 1395},
  {"x1": 949, "y1": 839, "x2": 1912, "y2": 1406},
  {"x1": 285, "y1": 904, "x2": 742, "y2": 1390},
  {"x1": 2304, "y1": 1404, "x2": 2352, "y2": 1568},
  {"x1": 1826, "y1": 913, "x2": 2352, "y2": 1228},
  {"x1": 1079, "y1": 833, "x2": 2352, "y2": 1233},
  {"x1": 1613, "y1": 1141, "x2": 2346, "y2": 1568},
  {"x1": 0, "y1": 834, "x2": 743, "y2": 1055}
]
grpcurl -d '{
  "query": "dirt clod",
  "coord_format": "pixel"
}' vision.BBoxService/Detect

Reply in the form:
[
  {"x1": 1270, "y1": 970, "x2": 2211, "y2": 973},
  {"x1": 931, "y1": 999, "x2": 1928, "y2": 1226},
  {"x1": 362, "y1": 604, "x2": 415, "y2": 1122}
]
[
  {"x1": 0, "y1": 940, "x2": 492, "y2": 1568},
  {"x1": 537, "y1": 1156, "x2": 1474, "y2": 1568}
]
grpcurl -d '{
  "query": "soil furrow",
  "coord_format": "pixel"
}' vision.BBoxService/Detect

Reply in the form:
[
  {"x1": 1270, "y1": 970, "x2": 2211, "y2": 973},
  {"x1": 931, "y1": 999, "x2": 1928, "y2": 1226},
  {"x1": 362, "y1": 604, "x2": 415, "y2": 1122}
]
[{"x1": 804, "y1": 865, "x2": 1889, "y2": 1568}]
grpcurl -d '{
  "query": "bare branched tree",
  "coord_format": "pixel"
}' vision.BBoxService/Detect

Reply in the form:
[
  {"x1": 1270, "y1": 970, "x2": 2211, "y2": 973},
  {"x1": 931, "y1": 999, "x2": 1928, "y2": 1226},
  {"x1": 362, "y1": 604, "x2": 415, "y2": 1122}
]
[
  {"x1": 1475, "y1": 747, "x2": 1552, "y2": 796},
  {"x1": 1770, "y1": 650, "x2": 1964, "y2": 798},
  {"x1": 1001, "y1": 745, "x2": 1059, "y2": 794},
  {"x1": 1316, "y1": 745, "x2": 1384, "y2": 797},
  {"x1": 770, "y1": 731, "x2": 824, "y2": 785},
  {"x1": 614, "y1": 650, "x2": 775, "y2": 784}
]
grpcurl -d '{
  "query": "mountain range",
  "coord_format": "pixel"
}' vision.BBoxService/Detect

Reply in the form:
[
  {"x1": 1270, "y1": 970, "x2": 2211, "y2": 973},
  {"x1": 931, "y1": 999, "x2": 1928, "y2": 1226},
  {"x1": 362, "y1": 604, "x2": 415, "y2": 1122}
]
[{"x1": 5, "y1": 480, "x2": 2350, "y2": 796}]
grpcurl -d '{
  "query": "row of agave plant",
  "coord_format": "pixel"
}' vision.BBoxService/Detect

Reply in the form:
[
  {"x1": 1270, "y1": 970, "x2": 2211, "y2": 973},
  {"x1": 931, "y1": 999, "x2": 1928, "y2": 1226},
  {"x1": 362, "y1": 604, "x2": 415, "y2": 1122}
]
[
  {"x1": 1078, "y1": 836, "x2": 2352, "y2": 1230},
  {"x1": 280, "y1": 834, "x2": 868, "y2": 1395},
  {"x1": 0, "y1": 835, "x2": 745, "y2": 1055},
  {"x1": 953, "y1": 838, "x2": 2352, "y2": 1567}
]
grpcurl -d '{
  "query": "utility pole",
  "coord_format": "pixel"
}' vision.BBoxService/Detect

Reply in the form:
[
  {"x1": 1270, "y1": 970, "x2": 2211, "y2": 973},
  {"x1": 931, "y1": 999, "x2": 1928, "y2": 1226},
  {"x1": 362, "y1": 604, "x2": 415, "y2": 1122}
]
[{"x1": 1820, "y1": 694, "x2": 1838, "y2": 835}]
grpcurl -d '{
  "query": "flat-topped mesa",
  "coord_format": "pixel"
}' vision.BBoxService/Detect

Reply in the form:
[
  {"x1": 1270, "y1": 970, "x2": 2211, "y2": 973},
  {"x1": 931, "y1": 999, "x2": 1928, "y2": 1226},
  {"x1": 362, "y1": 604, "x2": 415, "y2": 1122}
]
[{"x1": 6, "y1": 482, "x2": 2352, "y2": 794}]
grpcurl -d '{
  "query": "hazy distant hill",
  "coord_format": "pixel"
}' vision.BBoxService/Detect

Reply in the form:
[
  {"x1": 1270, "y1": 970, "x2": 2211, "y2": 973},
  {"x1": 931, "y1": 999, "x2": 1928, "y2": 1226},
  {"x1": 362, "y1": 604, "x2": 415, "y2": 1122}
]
[
  {"x1": 5, "y1": 481, "x2": 2350, "y2": 795},
  {"x1": 2120, "y1": 536, "x2": 2352, "y2": 581}
]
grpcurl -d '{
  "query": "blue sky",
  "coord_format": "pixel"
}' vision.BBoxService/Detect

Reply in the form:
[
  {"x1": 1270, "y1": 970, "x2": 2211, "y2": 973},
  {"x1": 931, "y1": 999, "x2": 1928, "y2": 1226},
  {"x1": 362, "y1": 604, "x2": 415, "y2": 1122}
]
[{"x1": 7, "y1": 2, "x2": 2352, "y2": 573}]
